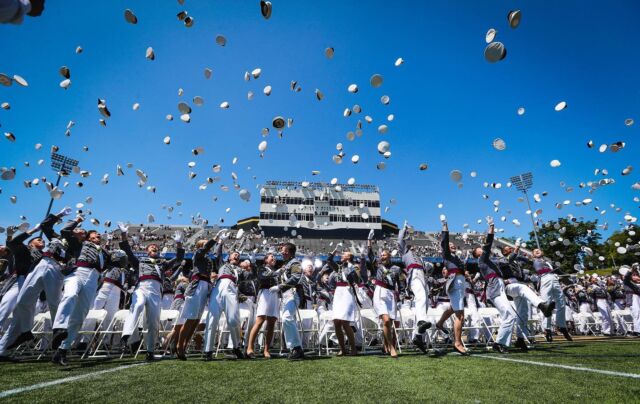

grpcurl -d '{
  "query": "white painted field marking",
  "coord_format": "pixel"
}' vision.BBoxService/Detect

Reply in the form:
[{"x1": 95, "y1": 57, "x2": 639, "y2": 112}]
[
  {"x1": 0, "y1": 362, "x2": 148, "y2": 399},
  {"x1": 475, "y1": 354, "x2": 640, "y2": 379}
]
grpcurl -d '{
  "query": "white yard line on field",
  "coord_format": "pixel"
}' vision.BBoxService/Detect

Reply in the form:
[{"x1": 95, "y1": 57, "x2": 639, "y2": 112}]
[
  {"x1": 0, "y1": 362, "x2": 148, "y2": 399},
  {"x1": 475, "y1": 354, "x2": 640, "y2": 379}
]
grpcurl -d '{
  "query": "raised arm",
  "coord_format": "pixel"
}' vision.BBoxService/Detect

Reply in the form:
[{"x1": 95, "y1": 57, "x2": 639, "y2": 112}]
[
  {"x1": 358, "y1": 245, "x2": 369, "y2": 283},
  {"x1": 441, "y1": 224, "x2": 453, "y2": 260},
  {"x1": 481, "y1": 222, "x2": 495, "y2": 262},
  {"x1": 163, "y1": 231, "x2": 185, "y2": 268},
  {"x1": 397, "y1": 221, "x2": 409, "y2": 255},
  {"x1": 117, "y1": 224, "x2": 140, "y2": 270}
]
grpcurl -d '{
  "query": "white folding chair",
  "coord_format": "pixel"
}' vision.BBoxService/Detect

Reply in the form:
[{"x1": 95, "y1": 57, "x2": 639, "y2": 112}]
[
  {"x1": 16, "y1": 312, "x2": 51, "y2": 359},
  {"x1": 318, "y1": 310, "x2": 338, "y2": 356},
  {"x1": 477, "y1": 307, "x2": 501, "y2": 347},
  {"x1": 358, "y1": 308, "x2": 382, "y2": 351},
  {"x1": 78, "y1": 309, "x2": 108, "y2": 358},
  {"x1": 296, "y1": 309, "x2": 319, "y2": 353},
  {"x1": 134, "y1": 309, "x2": 181, "y2": 358},
  {"x1": 93, "y1": 309, "x2": 129, "y2": 358}
]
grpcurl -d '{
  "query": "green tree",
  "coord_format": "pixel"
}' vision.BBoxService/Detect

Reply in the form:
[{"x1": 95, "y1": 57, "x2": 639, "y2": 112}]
[
  {"x1": 528, "y1": 218, "x2": 602, "y2": 272},
  {"x1": 600, "y1": 224, "x2": 640, "y2": 267}
]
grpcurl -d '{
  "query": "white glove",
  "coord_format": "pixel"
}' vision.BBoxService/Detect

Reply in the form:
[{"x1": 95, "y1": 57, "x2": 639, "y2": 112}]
[
  {"x1": 58, "y1": 206, "x2": 73, "y2": 216},
  {"x1": 173, "y1": 231, "x2": 183, "y2": 243},
  {"x1": 486, "y1": 216, "x2": 494, "y2": 226},
  {"x1": 515, "y1": 237, "x2": 522, "y2": 247},
  {"x1": 215, "y1": 229, "x2": 225, "y2": 239},
  {"x1": 367, "y1": 228, "x2": 375, "y2": 240},
  {"x1": 269, "y1": 285, "x2": 280, "y2": 293},
  {"x1": 439, "y1": 214, "x2": 446, "y2": 223},
  {"x1": 219, "y1": 231, "x2": 230, "y2": 241},
  {"x1": 403, "y1": 220, "x2": 408, "y2": 228},
  {"x1": 117, "y1": 222, "x2": 129, "y2": 233}
]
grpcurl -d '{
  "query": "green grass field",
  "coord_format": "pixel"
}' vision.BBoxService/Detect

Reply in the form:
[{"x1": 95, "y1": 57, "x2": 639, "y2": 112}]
[{"x1": 2, "y1": 338, "x2": 640, "y2": 403}]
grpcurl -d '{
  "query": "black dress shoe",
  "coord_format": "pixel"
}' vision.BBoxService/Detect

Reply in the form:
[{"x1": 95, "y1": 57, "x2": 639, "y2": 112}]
[
  {"x1": 233, "y1": 347, "x2": 245, "y2": 359},
  {"x1": 417, "y1": 321, "x2": 432, "y2": 334},
  {"x1": 559, "y1": 328, "x2": 573, "y2": 341},
  {"x1": 51, "y1": 329, "x2": 68, "y2": 350},
  {"x1": 0, "y1": 355, "x2": 18, "y2": 363},
  {"x1": 288, "y1": 346, "x2": 305, "y2": 360},
  {"x1": 538, "y1": 301, "x2": 555, "y2": 318},
  {"x1": 7, "y1": 331, "x2": 34, "y2": 350},
  {"x1": 514, "y1": 337, "x2": 529, "y2": 352},
  {"x1": 52, "y1": 349, "x2": 68, "y2": 366},
  {"x1": 245, "y1": 352, "x2": 256, "y2": 359},
  {"x1": 177, "y1": 352, "x2": 188, "y2": 361},
  {"x1": 203, "y1": 352, "x2": 213, "y2": 361},
  {"x1": 412, "y1": 336, "x2": 427, "y2": 354},
  {"x1": 145, "y1": 352, "x2": 156, "y2": 362},
  {"x1": 545, "y1": 330, "x2": 553, "y2": 342},
  {"x1": 491, "y1": 343, "x2": 508, "y2": 354}
]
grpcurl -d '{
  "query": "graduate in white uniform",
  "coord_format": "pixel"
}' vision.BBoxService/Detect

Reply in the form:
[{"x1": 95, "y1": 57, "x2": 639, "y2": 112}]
[
  {"x1": 622, "y1": 264, "x2": 640, "y2": 335},
  {"x1": 270, "y1": 242, "x2": 305, "y2": 360},
  {"x1": 397, "y1": 222, "x2": 433, "y2": 353},
  {"x1": 530, "y1": 249, "x2": 573, "y2": 341},
  {"x1": 246, "y1": 252, "x2": 279, "y2": 359},
  {"x1": 52, "y1": 229, "x2": 110, "y2": 365},
  {"x1": 202, "y1": 239, "x2": 245, "y2": 361},
  {"x1": 176, "y1": 232, "x2": 221, "y2": 360},
  {"x1": 325, "y1": 248, "x2": 359, "y2": 356},
  {"x1": 588, "y1": 276, "x2": 612, "y2": 336},
  {"x1": 366, "y1": 234, "x2": 402, "y2": 358},
  {"x1": 436, "y1": 219, "x2": 470, "y2": 355},
  {"x1": 118, "y1": 224, "x2": 184, "y2": 361},
  {"x1": 0, "y1": 238, "x2": 68, "y2": 361}
]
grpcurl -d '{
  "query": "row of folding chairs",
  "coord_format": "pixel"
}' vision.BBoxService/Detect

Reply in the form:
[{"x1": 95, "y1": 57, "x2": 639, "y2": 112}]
[
  {"x1": 7, "y1": 303, "x2": 583, "y2": 360},
  {"x1": 574, "y1": 309, "x2": 635, "y2": 336}
]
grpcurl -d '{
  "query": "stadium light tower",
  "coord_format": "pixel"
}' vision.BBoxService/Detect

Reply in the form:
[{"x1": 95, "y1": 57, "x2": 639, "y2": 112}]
[
  {"x1": 44, "y1": 152, "x2": 79, "y2": 219},
  {"x1": 510, "y1": 172, "x2": 541, "y2": 250}
]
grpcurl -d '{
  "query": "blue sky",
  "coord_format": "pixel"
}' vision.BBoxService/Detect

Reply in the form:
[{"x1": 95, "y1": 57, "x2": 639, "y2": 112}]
[{"x1": 0, "y1": 0, "x2": 638, "y2": 242}]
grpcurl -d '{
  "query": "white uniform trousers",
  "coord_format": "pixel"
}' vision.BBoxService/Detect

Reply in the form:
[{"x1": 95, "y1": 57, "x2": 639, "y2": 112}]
[
  {"x1": 280, "y1": 289, "x2": 302, "y2": 349},
  {"x1": 162, "y1": 293, "x2": 174, "y2": 310},
  {"x1": 80, "y1": 282, "x2": 121, "y2": 343},
  {"x1": 0, "y1": 275, "x2": 25, "y2": 333},
  {"x1": 539, "y1": 274, "x2": 566, "y2": 330},
  {"x1": 612, "y1": 300, "x2": 627, "y2": 334},
  {"x1": 53, "y1": 267, "x2": 100, "y2": 350},
  {"x1": 595, "y1": 298, "x2": 612, "y2": 335},
  {"x1": 577, "y1": 303, "x2": 592, "y2": 334},
  {"x1": 631, "y1": 295, "x2": 640, "y2": 333},
  {"x1": 506, "y1": 283, "x2": 542, "y2": 338},
  {"x1": 316, "y1": 303, "x2": 333, "y2": 344},
  {"x1": 203, "y1": 278, "x2": 241, "y2": 353},
  {"x1": 0, "y1": 261, "x2": 63, "y2": 354},
  {"x1": 409, "y1": 269, "x2": 429, "y2": 339},
  {"x1": 490, "y1": 292, "x2": 517, "y2": 347},
  {"x1": 122, "y1": 280, "x2": 161, "y2": 352},
  {"x1": 239, "y1": 296, "x2": 255, "y2": 348}
]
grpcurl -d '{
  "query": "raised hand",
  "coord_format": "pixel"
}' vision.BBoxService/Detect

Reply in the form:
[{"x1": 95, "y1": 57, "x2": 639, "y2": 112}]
[
  {"x1": 173, "y1": 230, "x2": 183, "y2": 243},
  {"x1": 58, "y1": 206, "x2": 73, "y2": 216},
  {"x1": 117, "y1": 222, "x2": 129, "y2": 233}
]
